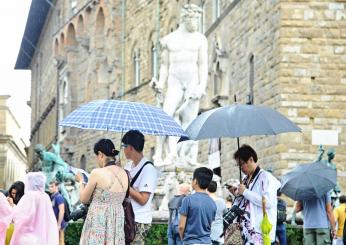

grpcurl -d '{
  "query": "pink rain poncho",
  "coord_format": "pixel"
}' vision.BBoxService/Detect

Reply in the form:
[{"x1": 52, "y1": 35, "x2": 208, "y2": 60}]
[
  {"x1": 10, "y1": 172, "x2": 59, "y2": 245},
  {"x1": 0, "y1": 192, "x2": 13, "y2": 244}
]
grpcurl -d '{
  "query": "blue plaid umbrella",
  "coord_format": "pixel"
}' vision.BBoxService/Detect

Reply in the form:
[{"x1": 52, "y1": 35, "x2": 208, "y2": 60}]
[{"x1": 59, "y1": 99, "x2": 187, "y2": 137}]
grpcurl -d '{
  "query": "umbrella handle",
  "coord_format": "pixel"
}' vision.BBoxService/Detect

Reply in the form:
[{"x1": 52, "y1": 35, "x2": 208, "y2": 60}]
[
  {"x1": 237, "y1": 137, "x2": 241, "y2": 182},
  {"x1": 262, "y1": 196, "x2": 266, "y2": 215}
]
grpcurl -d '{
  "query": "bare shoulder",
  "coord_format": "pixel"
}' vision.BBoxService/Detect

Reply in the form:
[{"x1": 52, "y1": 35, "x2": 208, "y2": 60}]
[
  {"x1": 116, "y1": 166, "x2": 128, "y2": 178},
  {"x1": 90, "y1": 168, "x2": 102, "y2": 178}
]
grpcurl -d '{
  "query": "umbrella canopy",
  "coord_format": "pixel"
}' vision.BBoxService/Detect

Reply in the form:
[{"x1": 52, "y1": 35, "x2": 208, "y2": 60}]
[
  {"x1": 59, "y1": 99, "x2": 187, "y2": 137},
  {"x1": 280, "y1": 161, "x2": 337, "y2": 201},
  {"x1": 183, "y1": 104, "x2": 301, "y2": 140}
]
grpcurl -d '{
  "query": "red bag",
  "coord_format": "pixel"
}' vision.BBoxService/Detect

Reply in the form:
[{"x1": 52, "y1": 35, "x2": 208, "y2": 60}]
[{"x1": 123, "y1": 170, "x2": 136, "y2": 244}]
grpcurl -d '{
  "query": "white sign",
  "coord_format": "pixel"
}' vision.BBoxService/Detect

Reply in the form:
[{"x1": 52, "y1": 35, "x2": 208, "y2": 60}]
[{"x1": 312, "y1": 129, "x2": 338, "y2": 146}]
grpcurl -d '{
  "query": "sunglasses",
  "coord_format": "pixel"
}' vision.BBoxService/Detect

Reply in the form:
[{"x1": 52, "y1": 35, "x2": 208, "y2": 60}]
[{"x1": 121, "y1": 143, "x2": 128, "y2": 148}]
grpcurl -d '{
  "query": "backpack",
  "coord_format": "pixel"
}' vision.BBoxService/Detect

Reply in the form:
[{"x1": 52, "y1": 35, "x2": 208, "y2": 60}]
[
  {"x1": 168, "y1": 195, "x2": 185, "y2": 236},
  {"x1": 63, "y1": 196, "x2": 71, "y2": 222},
  {"x1": 277, "y1": 199, "x2": 287, "y2": 224},
  {"x1": 123, "y1": 161, "x2": 153, "y2": 244},
  {"x1": 123, "y1": 170, "x2": 136, "y2": 244}
]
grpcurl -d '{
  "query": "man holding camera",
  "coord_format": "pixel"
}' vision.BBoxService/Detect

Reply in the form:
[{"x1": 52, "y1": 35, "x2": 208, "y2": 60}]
[{"x1": 227, "y1": 144, "x2": 280, "y2": 244}]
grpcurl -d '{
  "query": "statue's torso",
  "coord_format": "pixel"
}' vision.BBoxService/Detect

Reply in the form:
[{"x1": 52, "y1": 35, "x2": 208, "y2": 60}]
[{"x1": 162, "y1": 31, "x2": 207, "y2": 84}]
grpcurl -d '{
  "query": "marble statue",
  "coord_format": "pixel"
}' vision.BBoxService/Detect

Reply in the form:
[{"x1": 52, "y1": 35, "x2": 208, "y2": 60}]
[
  {"x1": 151, "y1": 4, "x2": 208, "y2": 166},
  {"x1": 34, "y1": 144, "x2": 77, "y2": 210}
]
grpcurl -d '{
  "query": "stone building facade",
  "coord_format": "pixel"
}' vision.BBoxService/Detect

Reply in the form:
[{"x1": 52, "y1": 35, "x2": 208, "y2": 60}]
[
  {"x1": 0, "y1": 96, "x2": 28, "y2": 189},
  {"x1": 16, "y1": 0, "x2": 346, "y2": 192}
]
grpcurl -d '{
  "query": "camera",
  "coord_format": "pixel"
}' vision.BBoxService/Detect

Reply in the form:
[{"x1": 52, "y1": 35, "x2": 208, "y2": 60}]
[
  {"x1": 223, "y1": 205, "x2": 244, "y2": 229},
  {"x1": 69, "y1": 204, "x2": 89, "y2": 221}
]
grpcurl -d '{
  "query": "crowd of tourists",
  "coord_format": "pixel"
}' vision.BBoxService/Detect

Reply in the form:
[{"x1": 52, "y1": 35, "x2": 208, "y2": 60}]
[{"x1": 0, "y1": 131, "x2": 345, "y2": 245}]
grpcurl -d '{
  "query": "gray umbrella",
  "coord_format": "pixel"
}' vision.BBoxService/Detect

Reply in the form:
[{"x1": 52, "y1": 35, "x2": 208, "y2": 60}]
[
  {"x1": 181, "y1": 103, "x2": 301, "y2": 181},
  {"x1": 280, "y1": 161, "x2": 337, "y2": 201},
  {"x1": 184, "y1": 104, "x2": 301, "y2": 140}
]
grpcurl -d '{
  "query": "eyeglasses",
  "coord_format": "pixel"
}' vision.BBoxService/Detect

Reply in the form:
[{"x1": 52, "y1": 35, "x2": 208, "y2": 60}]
[{"x1": 121, "y1": 143, "x2": 128, "y2": 148}]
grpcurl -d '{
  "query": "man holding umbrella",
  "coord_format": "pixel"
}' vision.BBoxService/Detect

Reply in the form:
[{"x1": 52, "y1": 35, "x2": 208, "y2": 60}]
[
  {"x1": 294, "y1": 193, "x2": 336, "y2": 244},
  {"x1": 227, "y1": 144, "x2": 280, "y2": 244}
]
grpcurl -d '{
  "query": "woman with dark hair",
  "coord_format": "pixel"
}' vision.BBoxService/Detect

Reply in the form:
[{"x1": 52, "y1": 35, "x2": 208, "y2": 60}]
[
  {"x1": 76, "y1": 138, "x2": 128, "y2": 245},
  {"x1": 7, "y1": 181, "x2": 25, "y2": 207}
]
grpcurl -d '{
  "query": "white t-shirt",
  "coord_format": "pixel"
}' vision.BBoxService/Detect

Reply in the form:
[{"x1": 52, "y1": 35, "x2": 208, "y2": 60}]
[{"x1": 124, "y1": 157, "x2": 158, "y2": 224}]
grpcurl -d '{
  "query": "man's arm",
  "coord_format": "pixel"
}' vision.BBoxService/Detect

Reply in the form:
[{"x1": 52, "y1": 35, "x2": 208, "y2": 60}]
[
  {"x1": 57, "y1": 203, "x2": 65, "y2": 230},
  {"x1": 326, "y1": 202, "x2": 336, "y2": 236},
  {"x1": 179, "y1": 214, "x2": 187, "y2": 240},
  {"x1": 129, "y1": 188, "x2": 151, "y2": 205},
  {"x1": 130, "y1": 164, "x2": 158, "y2": 206}
]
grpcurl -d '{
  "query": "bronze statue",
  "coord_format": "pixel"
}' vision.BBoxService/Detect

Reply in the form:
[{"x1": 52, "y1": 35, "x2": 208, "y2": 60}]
[{"x1": 34, "y1": 144, "x2": 75, "y2": 209}]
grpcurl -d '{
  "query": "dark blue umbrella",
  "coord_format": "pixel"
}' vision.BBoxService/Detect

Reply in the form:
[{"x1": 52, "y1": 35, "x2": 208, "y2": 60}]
[
  {"x1": 59, "y1": 99, "x2": 187, "y2": 137},
  {"x1": 280, "y1": 161, "x2": 337, "y2": 201}
]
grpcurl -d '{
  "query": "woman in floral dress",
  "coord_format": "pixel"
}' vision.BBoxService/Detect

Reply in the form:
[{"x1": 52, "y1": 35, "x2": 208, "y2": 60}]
[{"x1": 76, "y1": 139, "x2": 128, "y2": 245}]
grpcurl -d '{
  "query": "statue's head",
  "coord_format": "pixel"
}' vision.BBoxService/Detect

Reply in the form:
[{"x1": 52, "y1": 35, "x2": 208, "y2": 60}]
[
  {"x1": 180, "y1": 4, "x2": 202, "y2": 33},
  {"x1": 34, "y1": 144, "x2": 45, "y2": 154}
]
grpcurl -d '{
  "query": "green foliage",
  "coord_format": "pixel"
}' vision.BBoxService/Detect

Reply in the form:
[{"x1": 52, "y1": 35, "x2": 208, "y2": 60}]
[
  {"x1": 65, "y1": 221, "x2": 304, "y2": 245},
  {"x1": 145, "y1": 224, "x2": 168, "y2": 245},
  {"x1": 286, "y1": 224, "x2": 303, "y2": 245},
  {"x1": 65, "y1": 222, "x2": 168, "y2": 245},
  {"x1": 65, "y1": 221, "x2": 83, "y2": 245}
]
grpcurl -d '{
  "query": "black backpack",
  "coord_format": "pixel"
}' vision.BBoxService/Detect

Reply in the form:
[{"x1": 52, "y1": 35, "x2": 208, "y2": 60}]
[
  {"x1": 63, "y1": 196, "x2": 71, "y2": 222},
  {"x1": 277, "y1": 199, "x2": 287, "y2": 224}
]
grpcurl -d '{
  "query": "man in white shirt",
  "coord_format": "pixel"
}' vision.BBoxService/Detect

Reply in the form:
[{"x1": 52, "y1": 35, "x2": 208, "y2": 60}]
[
  {"x1": 122, "y1": 130, "x2": 158, "y2": 245},
  {"x1": 228, "y1": 144, "x2": 281, "y2": 244}
]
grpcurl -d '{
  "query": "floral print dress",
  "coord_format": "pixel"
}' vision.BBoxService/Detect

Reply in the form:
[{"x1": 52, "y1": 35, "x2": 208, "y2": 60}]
[{"x1": 79, "y1": 187, "x2": 126, "y2": 245}]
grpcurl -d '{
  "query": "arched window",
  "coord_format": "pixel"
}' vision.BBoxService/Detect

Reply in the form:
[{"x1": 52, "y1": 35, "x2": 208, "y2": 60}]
[
  {"x1": 96, "y1": 8, "x2": 105, "y2": 35},
  {"x1": 95, "y1": 8, "x2": 105, "y2": 48},
  {"x1": 133, "y1": 50, "x2": 141, "y2": 87},
  {"x1": 80, "y1": 155, "x2": 86, "y2": 170},
  {"x1": 214, "y1": 62, "x2": 221, "y2": 95},
  {"x1": 213, "y1": 0, "x2": 221, "y2": 21},
  {"x1": 151, "y1": 44, "x2": 158, "y2": 79},
  {"x1": 248, "y1": 54, "x2": 254, "y2": 104},
  {"x1": 77, "y1": 15, "x2": 84, "y2": 36},
  {"x1": 70, "y1": 0, "x2": 77, "y2": 14},
  {"x1": 66, "y1": 23, "x2": 77, "y2": 46},
  {"x1": 199, "y1": 1, "x2": 206, "y2": 33},
  {"x1": 60, "y1": 33, "x2": 65, "y2": 54},
  {"x1": 54, "y1": 39, "x2": 59, "y2": 56}
]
